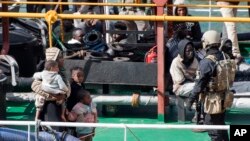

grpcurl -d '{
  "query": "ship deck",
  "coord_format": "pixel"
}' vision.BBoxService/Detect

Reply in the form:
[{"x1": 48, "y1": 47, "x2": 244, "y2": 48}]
[{"x1": 6, "y1": 101, "x2": 250, "y2": 141}]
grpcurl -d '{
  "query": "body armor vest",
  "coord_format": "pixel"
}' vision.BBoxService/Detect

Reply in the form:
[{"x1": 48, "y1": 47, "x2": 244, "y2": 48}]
[{"x1": 206, "y1": 53, "x2": 236, "y2": 92}]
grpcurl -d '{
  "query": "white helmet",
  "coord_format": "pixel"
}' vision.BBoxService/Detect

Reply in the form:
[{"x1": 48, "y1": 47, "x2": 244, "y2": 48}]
[{"x1": 201, "y1": 30, "x2": 221, "y2": 49}]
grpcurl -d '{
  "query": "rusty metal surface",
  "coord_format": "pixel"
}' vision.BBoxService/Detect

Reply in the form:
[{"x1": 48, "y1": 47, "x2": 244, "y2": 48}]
[
  {"x1": 64, "y1": 59, "x2": 157, "y2": 86},
  {"x1": 153, "y1": 0, "x2": 168, "y2": 120},
  {"x1": 1, "y1": 0, "x2": 10, "y2": 55}
]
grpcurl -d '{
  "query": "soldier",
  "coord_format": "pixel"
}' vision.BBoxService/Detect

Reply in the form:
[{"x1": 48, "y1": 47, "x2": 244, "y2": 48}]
[{"x1": 187, "y1": 30, "x2": 236, "y2": 141}]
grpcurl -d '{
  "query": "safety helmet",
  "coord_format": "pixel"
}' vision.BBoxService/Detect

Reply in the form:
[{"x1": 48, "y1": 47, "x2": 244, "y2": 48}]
[{"x1": 201, "y1": 30, "x2": 221, "y2": 49}]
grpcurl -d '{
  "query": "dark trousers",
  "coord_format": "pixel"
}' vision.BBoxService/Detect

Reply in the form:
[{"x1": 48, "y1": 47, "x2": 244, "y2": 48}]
[
  {"x1": 248, "y1": 2, "x2": 250, "y2": 17},
  {"x1": 204, "y1": 112, "x2": 229, "y2": 141},
  {"x1": 0, "y1": 127, "x2": 80, "y2": 141},
  {"x1": 40, "y1": 101, "x2": 63, "y2": 132}
]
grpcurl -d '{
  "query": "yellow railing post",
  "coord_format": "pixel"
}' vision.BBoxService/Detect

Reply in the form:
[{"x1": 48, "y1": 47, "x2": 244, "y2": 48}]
[{"x1": 45, "y1": 10, "x2": 58, "y2": 48}]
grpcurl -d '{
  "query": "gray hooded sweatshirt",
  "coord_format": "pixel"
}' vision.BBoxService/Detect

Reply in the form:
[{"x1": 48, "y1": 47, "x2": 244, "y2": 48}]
[{"x1": 33, "y1": 70, "x2": 69, "y2": 94}]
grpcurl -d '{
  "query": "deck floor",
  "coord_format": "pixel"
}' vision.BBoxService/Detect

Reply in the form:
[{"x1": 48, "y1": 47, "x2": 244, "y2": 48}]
[{"x1": 5, "y1": 102, "x2": 250, "y2": 141}]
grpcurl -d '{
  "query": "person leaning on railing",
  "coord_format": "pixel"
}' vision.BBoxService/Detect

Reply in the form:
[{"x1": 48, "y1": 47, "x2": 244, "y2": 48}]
[
  {"x1": 66, "y1": 28, "x2": 86, "y2": 59},
  {"x1": 73, "y1": 9, "x2": 103, "y2": 35},
  {"x1": 53, "y1": 10, "x2": 76, "y2": 43}
]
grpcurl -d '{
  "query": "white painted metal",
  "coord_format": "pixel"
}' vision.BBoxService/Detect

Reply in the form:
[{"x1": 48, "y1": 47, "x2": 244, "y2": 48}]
[
  {"x1": 0, "y1": 120, "x2": 230, "y2": 130},
  {"x1": 0, "y1": 120, "x2": 230, "y2": 141}
]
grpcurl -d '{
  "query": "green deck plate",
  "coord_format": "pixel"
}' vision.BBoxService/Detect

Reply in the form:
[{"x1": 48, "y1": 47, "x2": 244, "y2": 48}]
[{"x1": 6, "y1": 102, "x2": 250, "y2": 141}]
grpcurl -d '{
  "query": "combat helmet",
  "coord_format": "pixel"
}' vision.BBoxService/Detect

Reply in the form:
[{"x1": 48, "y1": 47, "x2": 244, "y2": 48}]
[{"x1": 201, "y1": 30, "x2": 221, "y2": 49}]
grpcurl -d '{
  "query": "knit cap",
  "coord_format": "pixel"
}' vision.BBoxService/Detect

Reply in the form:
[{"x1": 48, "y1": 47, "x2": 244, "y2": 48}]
[{"x1": 45, "y1": 47, "x2": 60, "y2": 61}]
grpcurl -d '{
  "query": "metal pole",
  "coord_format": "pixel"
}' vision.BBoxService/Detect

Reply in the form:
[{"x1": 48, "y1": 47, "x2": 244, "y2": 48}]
[
  {"x1": 153, "y1": 0, "x2": 167, "y2": 122},
  {"x1": 167, "y1": 0, "x2": 173, "y2": 38},
  {"x1": 124, "y1": 125, "x2": 127, "y2": 141},
  {"x1": 0, "y1": 82, "x2": 6, "y2": 120},
  {"x1": 1, "y1": 12, "x2": 250, "y2": 22},
  {"x1": 28, "y1": 124, "x2": 31, "y2": 141},
  {"x1": 1, "y1": 0, "x2": 9, "y2": 55},
  {"x1": 0, "y1": 17, "x2": 11, "y2": 118},
  {"x1": 208, "y1": 0, "x2": 212, "y2": 30},
  {"x1": 0, "y1": 120, "x2": 231, "y2": 130}
]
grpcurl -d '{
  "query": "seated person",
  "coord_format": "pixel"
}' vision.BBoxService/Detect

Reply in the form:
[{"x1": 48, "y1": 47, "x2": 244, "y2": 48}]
[
  {"x1": 220, "y1": 38, "x2": 247, "y2": 74},
  {"x1": 119, "y1": 5, "x2": 151, "y2": 41},
  {"x1": 165, "y1": 26, "x2": 187, "y2": 72},
  {"x1": 170, "y1": 39, "x2": 200, "y2": 124},
  {"x1": 66, "y1": 28, "x2": 86, "y2": 59},
  {"x1": 119, "y1": 8, "x2": 138, "y2": 44},
  {"x1": 112, "y1": 21, "x2": 128, "y2": 43},
  {"x1": 106, "y1": 21, "x2": 137, "y2": 57},
  {"x1": 106, "y1": 21, "x2": 128, "y2": 56},
  {"x1": 173, "y1": 0, "x2": 202, "y2": 42},
  {"x1": 53, "y1": 10, "x2": 75, "y2": 43},
  {"x1": 135, "y1": 7, "x2": 151, "y2": 32},
  {"x1": 74, "y1": 10, "x2": 103, "y2": 34},
  {"x1": 170, "y1": 39, "x2": 198, "y2": 97},
  {"x1": 112, "y1": 21, "x2": 137, "y2": 46},
  {"x1": 75, "y1": 0, "x2": 101, "y2": 14},
  {"x1": 66, "y1": 28, "x2": 107, "y2": 58},
  {"x1": 68, "y1": 28, "x2": 85, "y2": 45}
]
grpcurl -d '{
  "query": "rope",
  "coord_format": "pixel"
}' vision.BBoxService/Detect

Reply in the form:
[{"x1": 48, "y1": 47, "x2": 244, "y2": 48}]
[
  {"x1": 41, "y1": 125, "x2": 58, "y2": 141},
  {"x1": 131, "y1": 92, "x2": 140, "y2": 107},
  {"x1": 78, "y1": 128, "x2": 110, "y2": 140},
  {"x1": 145, "y1": 87, "x2": 157, "y2": 105},
  {"x1": 35, "y1": 120, "x2": 41, "y2": 141},
  {"x1": 125, "y1": 125, "x2": 141, "y2": 141}
]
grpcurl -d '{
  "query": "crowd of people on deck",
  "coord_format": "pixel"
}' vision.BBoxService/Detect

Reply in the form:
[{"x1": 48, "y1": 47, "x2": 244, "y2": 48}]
[
  {"x1": 32, "y1": 47, "x2": 97, "y2": 141},
  {"x1": 1, "y1": 0, "x2": 246, "y2": 141}
]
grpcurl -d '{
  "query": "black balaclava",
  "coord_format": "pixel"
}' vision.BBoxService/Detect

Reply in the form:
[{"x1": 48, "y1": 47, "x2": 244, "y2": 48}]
[{"x1": 220, "y1": 38, "x2": 234, "y2": 59}]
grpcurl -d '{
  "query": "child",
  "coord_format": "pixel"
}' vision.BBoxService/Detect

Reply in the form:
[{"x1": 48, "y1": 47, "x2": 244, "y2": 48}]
[
  {"x1": 33, "y1": 60, "x2": 69, "y2": 121},
  {"x1": 67, "y1": 66, "x2": 85, "y2": 112},
  {"x1": 66, "y1": 67, "x2": 85, "y2": 136},
  {"x1": 68, "y1": 89, "x2": 97, "y2": 141}
]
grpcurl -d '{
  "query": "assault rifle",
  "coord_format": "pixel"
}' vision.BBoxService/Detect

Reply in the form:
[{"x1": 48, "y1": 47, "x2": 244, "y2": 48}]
[
  {"x1": 196, "y1": 93, "x2": 205, "y2": 125},
  {"x1": 196, "y1": 99, "x2": 202, "y2": 125}
]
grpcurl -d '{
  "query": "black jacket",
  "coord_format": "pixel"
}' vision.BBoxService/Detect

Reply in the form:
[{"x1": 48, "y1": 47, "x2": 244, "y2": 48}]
[
  {"x1": 173, "y1": 17, "x2": 202, "y2": 42},
  {"x1": 66, "y1": 81, "x2": 85, "y2": 111}
]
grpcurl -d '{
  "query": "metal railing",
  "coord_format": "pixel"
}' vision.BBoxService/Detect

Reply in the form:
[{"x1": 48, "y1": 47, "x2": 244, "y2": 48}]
[
  {"x1": 1, "y1": 1, "x2": 250, "y2": 47},
  {"x1": 0, "y1": 120, "x2": 230, "y2": 141}
]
